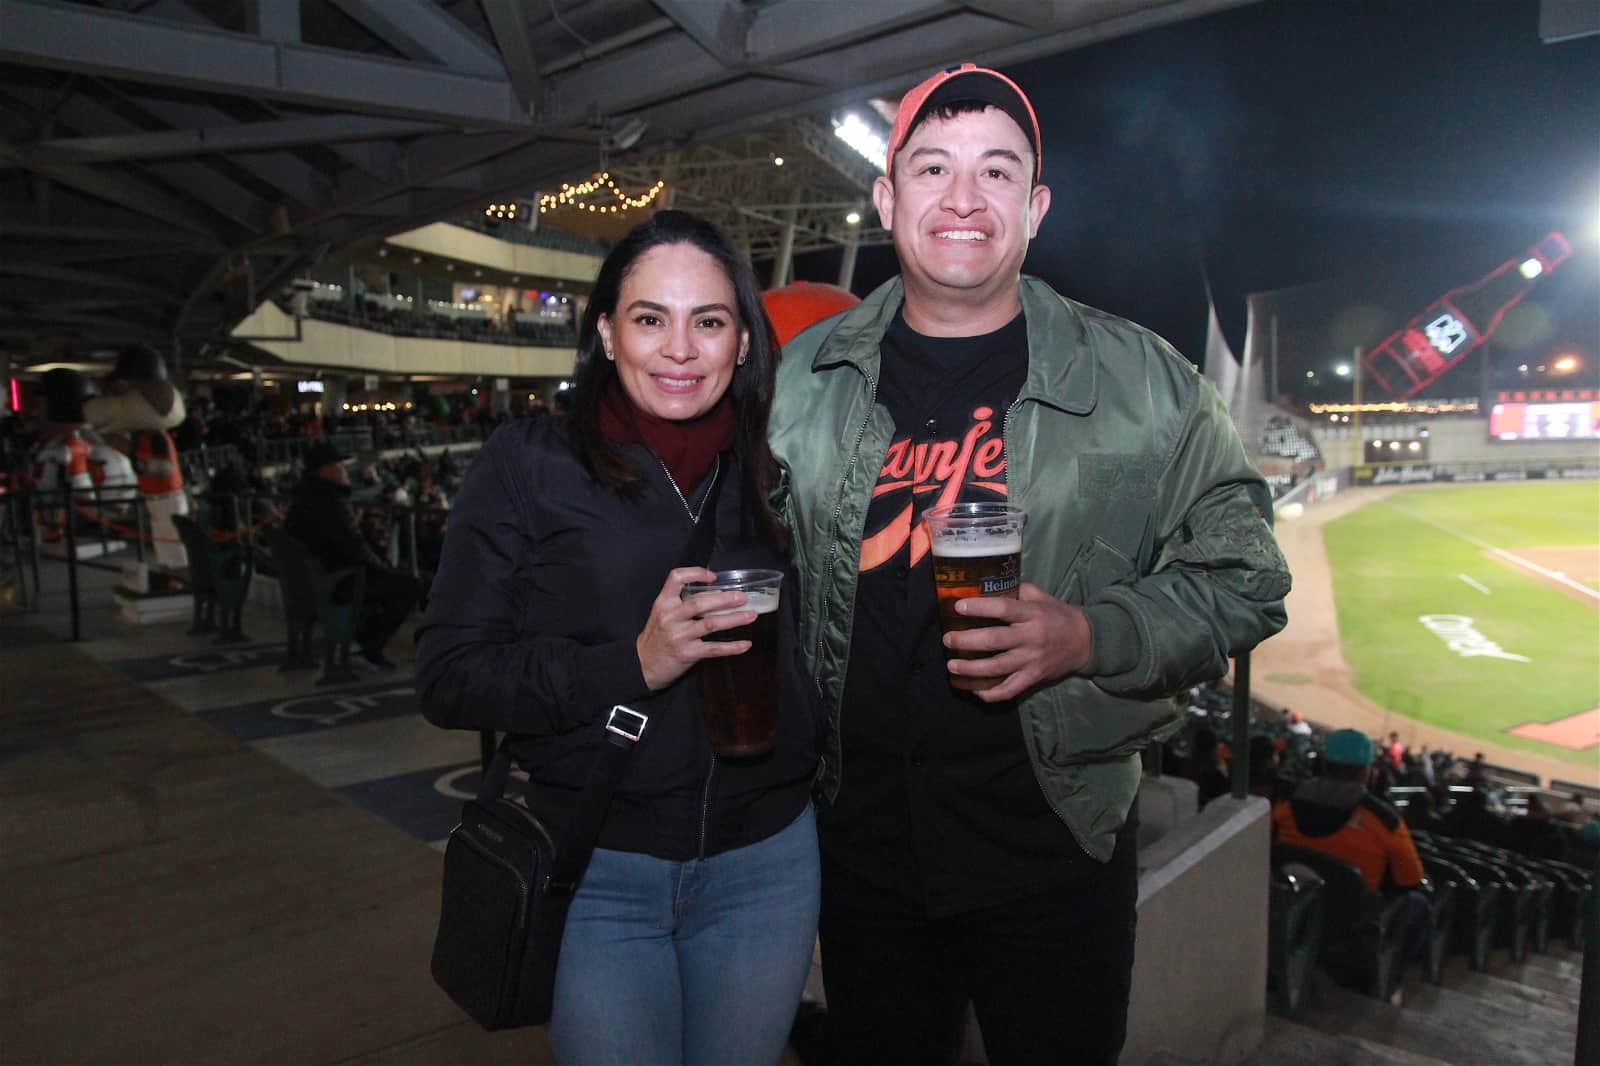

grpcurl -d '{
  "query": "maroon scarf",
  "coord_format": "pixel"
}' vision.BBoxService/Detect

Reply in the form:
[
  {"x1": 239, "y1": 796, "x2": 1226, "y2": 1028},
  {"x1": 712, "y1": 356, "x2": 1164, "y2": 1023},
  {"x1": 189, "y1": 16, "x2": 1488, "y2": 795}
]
[{"x1": 599, "y1": 380, "x2": 735, "y2": 495}]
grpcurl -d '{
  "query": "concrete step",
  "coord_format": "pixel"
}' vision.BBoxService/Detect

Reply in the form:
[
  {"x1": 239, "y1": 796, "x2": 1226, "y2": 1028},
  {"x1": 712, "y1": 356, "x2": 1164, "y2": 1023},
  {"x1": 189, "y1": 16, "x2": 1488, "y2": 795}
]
[
  {"x1": 1283, "y1": 966, "x2": 1577, "y2": 1066},
  {"x1": 1245, "y1": 1014, "x2": 1456, "y2": 1066},
  {"x1": 1439, "y1": 950, "x2": 1583, "y2": 1006}
]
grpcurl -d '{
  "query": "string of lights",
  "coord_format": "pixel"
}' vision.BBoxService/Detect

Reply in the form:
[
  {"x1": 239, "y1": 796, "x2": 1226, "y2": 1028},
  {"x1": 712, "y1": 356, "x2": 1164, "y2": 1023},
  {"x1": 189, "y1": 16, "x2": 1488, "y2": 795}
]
[{"x1": 534, "y1": 172, "x2": 667, "y2": 215}]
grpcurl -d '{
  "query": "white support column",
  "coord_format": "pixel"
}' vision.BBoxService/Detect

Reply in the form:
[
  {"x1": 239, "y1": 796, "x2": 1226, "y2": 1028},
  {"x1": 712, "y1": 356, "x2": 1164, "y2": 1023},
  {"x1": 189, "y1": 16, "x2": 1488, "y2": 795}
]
[{"x1": 769, "y1": 188, "x2": 801, "y2": 289}]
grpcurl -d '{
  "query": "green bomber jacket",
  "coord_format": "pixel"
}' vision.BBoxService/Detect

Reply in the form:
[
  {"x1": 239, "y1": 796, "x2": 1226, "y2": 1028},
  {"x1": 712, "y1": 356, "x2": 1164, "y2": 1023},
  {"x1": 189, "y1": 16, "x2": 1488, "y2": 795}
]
[{"x1": 768, "y1": 275, "x2": 1291, "y2": 861}]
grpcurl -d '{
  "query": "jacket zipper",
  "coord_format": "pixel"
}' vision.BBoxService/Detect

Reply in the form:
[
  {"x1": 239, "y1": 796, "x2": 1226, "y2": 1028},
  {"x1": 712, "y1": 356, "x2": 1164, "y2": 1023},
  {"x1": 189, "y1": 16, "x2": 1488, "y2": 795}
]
[
  {"x1": 697, "y1": 755, "x2": 717, "y2": 859},
  {"x1": 1001, "y1": 394, "x2": 1024, "y2": 482},
  {"x1": 657, "y1": 451, "x2": 723, "y2": 859}
]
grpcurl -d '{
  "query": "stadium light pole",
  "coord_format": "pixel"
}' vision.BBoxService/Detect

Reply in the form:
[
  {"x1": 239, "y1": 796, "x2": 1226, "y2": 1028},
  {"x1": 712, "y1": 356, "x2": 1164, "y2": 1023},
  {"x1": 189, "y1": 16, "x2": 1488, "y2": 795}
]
[{"x1": 1352, "y1": 346, "x2": 1364, "y2": 464}]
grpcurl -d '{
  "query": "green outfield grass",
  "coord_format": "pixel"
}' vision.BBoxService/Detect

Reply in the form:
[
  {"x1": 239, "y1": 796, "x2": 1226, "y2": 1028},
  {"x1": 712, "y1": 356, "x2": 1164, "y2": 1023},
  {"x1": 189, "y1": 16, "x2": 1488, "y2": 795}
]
[{"x1": 1323, "y1": 481, "x2": 1600, "y2": 768}]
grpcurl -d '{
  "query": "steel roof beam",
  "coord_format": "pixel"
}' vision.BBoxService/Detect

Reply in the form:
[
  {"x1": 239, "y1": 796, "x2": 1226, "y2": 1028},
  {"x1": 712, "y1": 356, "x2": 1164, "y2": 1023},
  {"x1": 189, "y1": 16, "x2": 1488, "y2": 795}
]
[
  {"x1": 22, "y1": 115, "x2": 445, "y2": 164},
  {"x1": 0, "y1": 261, "x2": 182, "y2": 303},
  {"x1": 325, "y1": 0, "x2": 506, "y2": 77},
  {"x1": 0, "y1": 144, "x2": 219, "y2": 238},
  {"x1": 652, "y1": 0, "x2": 752, "y2": 66},
  {"x1": 478, "y1": 0, "x2": 542, "y2": 110},
  {"x1": 0, "y1": 0, "x2": 529, "y2": 128}
]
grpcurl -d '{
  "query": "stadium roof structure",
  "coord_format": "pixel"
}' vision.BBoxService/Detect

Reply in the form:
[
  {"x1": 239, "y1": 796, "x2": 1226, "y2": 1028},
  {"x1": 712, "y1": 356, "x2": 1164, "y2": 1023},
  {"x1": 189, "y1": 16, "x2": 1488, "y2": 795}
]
[{"x1": 0, "y1": 0, "x2": 1250, "y2": 366}]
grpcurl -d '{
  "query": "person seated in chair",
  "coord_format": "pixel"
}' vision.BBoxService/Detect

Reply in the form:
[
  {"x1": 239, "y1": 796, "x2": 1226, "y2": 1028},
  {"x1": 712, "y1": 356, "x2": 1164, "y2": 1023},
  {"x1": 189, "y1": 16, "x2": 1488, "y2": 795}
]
[
  {"x1": 1272, "y1": 728, "x2": 1431, "y2": 991},
  {"x1": 284, "y1": 441, "x2": 417, "y2": 669}
]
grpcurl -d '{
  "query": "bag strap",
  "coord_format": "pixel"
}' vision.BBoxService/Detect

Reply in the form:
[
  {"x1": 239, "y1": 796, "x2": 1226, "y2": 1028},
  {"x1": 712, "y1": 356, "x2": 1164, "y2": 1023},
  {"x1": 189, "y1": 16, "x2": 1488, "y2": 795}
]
[{"x1": 477, "y1": 704, "x2": 650, "y2": 895}]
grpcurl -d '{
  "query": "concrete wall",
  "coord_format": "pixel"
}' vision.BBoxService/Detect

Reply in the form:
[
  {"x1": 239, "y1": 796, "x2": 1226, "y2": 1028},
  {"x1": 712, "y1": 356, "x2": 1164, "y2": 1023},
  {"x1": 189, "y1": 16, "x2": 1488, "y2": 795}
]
[
  {"x1": 386, "y1": 223, "x2": 603, "y2": 285},
  {"x1": 1124, "y1": 795, "x2": 1272, "y2": 1065},
  {"x1": 1311, "y1": 416, "x2": 1597, "y2": 468}
]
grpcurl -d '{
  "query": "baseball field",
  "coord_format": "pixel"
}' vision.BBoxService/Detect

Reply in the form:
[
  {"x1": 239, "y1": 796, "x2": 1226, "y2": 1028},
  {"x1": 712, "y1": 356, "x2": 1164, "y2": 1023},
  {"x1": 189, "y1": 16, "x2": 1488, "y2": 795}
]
[{"x1": 1319, "y1": 481, "x2": 1600, "y2": 771}]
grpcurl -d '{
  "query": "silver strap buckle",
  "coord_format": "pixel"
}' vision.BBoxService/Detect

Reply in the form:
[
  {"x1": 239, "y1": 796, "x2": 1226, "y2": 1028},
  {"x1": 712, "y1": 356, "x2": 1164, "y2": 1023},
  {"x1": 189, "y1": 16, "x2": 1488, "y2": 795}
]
[{"x1": 605, "y1": 705, "x2": 648, "y2": 743}]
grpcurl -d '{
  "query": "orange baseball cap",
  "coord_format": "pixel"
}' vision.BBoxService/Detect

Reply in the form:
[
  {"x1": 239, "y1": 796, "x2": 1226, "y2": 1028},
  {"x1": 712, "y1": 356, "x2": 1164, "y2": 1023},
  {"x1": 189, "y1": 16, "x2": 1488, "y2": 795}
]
[{"x1": 886, "y1": 63, "x2": 1042, "y2": 182}]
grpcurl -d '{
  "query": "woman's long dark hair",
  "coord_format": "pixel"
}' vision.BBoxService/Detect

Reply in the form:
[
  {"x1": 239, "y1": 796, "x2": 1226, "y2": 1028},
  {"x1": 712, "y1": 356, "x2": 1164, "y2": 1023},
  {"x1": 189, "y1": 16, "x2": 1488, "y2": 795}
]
[{"x1": 567, "y1": 209, "x2": 785, "y2": 550}]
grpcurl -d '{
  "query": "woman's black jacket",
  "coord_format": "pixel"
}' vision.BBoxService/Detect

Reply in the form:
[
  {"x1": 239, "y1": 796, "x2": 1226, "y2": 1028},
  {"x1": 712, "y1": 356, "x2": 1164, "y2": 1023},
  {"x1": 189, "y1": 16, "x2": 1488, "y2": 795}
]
[{"x1": 415, "y1": 416, "x2": 816, "y2": 861}]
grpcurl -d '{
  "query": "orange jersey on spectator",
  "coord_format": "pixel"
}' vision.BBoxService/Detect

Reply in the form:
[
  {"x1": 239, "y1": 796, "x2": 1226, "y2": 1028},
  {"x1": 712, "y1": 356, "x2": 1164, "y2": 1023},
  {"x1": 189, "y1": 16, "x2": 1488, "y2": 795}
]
[{"x1": 1272, "y1": 783, "x2": 1425, "y2": 892}]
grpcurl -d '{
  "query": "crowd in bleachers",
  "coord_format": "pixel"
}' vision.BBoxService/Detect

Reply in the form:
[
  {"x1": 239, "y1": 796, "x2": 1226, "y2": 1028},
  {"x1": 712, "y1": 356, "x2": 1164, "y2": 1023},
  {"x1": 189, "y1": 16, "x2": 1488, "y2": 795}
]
[
  {"x1": 1163, "y1": 684, "x2": 1596, "y2": 1014},
  {"x1": 285, "y1": 291, "x2": 578, "y2": 349}
]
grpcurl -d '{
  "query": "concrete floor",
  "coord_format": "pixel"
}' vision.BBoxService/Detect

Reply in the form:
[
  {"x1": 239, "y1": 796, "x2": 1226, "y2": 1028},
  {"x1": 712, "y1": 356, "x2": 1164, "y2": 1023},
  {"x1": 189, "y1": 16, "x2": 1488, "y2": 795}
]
[{"x1": 1, "y1": 552, "x2": 822, "y2": 1064}]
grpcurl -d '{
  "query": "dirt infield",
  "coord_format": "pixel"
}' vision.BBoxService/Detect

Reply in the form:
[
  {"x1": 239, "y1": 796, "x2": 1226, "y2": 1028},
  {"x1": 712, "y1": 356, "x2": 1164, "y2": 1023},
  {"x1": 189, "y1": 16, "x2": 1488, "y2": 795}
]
[
  {"x1": 1249, "y1": 486, "x2": 1593, "y2": 786},
  {"x1": 1493, "y1": 546, "x2": 1600, "y2": 606}
]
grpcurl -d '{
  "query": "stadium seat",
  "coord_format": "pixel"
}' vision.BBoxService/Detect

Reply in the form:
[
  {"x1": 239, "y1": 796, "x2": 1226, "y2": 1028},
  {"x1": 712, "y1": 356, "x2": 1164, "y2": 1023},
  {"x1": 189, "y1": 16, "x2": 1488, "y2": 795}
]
[
  {"x1": 1424, "y1": 844, "x2": 1528, "y2": 963},
  {"x1": 1453, "y1": 840, "x2": 1548, "y2": 959},
  {"x1": 1413, "y1": 872, "x2": 1455, "y2": 983},
  {"x1": 1268, "y1": 861, "x2": 1325, "y2": 1015},
  {"x1": 1416, "y1": 848, "x2": 1497, "y2": 972},
  {"x1": 170, "y1": 514, "x2": 252, "y2": 644},
  {"x1": 1271, "y1": 844, "x2": 1410, "y2": 1002},
  {"x1": 266, "y1": 529, "x2": 363, "y2": 685}
]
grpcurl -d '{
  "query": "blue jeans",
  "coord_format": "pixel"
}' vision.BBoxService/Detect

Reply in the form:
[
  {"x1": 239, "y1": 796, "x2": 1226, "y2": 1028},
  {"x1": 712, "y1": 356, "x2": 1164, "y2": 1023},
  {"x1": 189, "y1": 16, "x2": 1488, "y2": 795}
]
[{"x1": 548, "y1": 805, "x2": 820, "y2": 1066}]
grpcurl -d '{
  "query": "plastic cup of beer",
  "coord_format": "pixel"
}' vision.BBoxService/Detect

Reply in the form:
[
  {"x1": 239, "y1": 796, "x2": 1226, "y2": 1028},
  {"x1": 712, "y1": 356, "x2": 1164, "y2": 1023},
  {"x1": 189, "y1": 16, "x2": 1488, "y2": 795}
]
[
  {"x1": 924, "y1": 503, "x2": 1026, "y2": 692},
  {"x1": 681, "y1": 569, "x2": 783, "y2": 757}
]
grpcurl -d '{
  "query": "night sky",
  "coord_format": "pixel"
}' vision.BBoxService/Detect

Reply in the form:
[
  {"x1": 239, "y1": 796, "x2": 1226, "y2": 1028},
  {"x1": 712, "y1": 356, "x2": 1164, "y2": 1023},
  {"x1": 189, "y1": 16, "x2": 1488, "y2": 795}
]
[{"x1": 796, "y1": 0, "x2": 1599, "y2": 394}]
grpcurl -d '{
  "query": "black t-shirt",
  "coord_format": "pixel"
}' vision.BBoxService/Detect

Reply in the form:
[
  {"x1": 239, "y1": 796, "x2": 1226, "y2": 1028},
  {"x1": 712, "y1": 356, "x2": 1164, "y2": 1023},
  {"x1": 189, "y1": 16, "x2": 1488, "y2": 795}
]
[{"x1": 819, "y1": 311, "x2": 1102, "y2": 916}]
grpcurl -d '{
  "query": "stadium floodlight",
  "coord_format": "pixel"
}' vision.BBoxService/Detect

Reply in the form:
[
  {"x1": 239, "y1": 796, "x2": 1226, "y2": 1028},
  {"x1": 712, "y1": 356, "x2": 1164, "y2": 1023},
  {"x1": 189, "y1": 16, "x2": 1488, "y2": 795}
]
[
  {"x1": 833, "y1": 111, "x2": 888, "y2": 172},
  {"x1": 846, "y1": 211, "x2": 862, "y2": 225},
  {"x1": 1519, "y1": 257, "x2": 1544, "y2": 279},
  {"x1": 1335, "y1": 363, "x2": 1351, "y2": 377},
  {"x1": 1552, "y1": 354, "x2": 1580, "y2": 373}
]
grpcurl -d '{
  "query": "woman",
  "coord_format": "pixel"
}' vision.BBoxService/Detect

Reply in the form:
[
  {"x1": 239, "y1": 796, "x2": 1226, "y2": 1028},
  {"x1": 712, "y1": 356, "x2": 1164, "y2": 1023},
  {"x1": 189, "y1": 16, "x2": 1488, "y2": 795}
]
[{"x1": 416, "y1": 210, "x2": 818, "y2": 1065}]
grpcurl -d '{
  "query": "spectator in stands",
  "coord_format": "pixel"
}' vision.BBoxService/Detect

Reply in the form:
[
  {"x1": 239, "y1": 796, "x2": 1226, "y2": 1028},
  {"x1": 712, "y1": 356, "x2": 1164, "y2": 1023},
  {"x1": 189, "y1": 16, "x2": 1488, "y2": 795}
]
[
  {"x1": 284, "y1": 441, "x2": 418, "y2": 669},
  {"x1": 1464, "y1": 751, "x2": 1488, "y2": 786},
  {"x1": 416, "y1": 210, "x2": 817, "y2": 1066},
  {"x1": 1284, "y1": 708, "x2": 1313, "y2": 736},
  {"x1": 1385, "y1": 731, "x2": 1404, "y2": 770},
  {"x1": 1272, "y1": 728, "x2": 1430, "y2": 990}
]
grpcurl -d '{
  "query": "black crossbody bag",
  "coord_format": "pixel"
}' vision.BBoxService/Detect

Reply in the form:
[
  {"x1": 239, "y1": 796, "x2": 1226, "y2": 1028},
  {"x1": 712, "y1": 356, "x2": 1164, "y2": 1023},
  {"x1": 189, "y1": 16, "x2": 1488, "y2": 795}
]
[{"x1": 430, "y1": 459, "x2": 723, "y2": 1031}]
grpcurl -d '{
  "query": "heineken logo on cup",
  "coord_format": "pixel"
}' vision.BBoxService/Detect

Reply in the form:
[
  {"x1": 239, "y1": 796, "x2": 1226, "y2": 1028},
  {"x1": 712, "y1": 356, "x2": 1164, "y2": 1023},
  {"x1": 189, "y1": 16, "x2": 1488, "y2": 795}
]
[{"x1": 924, "y1": 503, "x2": 1026, "y2": 694}]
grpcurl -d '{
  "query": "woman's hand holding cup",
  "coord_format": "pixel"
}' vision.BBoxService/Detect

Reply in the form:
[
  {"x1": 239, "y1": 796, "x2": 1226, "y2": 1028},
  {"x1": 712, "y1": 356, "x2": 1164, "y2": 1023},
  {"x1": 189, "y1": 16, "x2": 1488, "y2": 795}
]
[{"x1": 636, "y1": 567, "x2": 755, "y2": 691}]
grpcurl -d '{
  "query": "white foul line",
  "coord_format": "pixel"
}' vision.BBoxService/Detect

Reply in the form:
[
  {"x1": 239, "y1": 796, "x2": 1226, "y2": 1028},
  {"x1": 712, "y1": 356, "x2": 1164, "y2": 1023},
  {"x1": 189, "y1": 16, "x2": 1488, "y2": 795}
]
[
  {"x1": 1458, "y1": 574, "x2": 1491, "y2": 595},
  {"x1": 1387, "y1": 503, "x2": 1600, "y2": 603}
]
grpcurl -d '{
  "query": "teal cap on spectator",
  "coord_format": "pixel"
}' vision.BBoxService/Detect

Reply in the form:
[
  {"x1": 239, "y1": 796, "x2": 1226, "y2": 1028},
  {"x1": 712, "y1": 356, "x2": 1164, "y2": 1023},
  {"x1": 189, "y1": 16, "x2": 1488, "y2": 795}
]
[{"x1": 1324, "y1": 728, "x2": 1375, "y2": 766}]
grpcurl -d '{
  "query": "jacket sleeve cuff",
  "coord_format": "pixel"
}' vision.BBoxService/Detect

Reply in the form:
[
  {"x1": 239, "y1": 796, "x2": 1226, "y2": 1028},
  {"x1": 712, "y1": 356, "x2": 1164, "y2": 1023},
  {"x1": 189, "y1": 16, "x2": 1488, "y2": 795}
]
[
  {"x1": 572, "y1": 637, "x2": 653, "y2": 715},
  {"x1": 1080, "y1": 601, "x2": 1140, "y2": 678}
]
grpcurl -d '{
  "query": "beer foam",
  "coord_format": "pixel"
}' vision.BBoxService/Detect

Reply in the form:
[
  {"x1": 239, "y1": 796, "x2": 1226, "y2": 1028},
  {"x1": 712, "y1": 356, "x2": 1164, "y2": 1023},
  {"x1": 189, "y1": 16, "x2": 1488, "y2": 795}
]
[
  {"x1": 930, "y1": 533, "x2": 1021, "y2": 557},
  {"x1": 702, "y1": 588, "x2": 780, "y2": 616}
]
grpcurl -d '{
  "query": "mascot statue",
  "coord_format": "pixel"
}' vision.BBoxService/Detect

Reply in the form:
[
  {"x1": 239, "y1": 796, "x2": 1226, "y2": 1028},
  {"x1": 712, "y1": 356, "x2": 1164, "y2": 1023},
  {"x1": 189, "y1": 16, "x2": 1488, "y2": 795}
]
[
  {"x1": 30, "y1": 368, "x2": 94, "y2": 536},
  {"x1": 84, "y1": 345, "x2": 189, "y2": 572}
]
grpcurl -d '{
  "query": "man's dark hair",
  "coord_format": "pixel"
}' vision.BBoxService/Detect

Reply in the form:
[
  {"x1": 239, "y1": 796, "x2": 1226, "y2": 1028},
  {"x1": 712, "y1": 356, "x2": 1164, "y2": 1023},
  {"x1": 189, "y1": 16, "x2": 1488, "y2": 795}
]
[
  {"x1": 893, "y1": 100, "x2": 1039, "y2": 188},
  {"x1": 566, "y1": 209, "x2": 785, "y2": 549}
]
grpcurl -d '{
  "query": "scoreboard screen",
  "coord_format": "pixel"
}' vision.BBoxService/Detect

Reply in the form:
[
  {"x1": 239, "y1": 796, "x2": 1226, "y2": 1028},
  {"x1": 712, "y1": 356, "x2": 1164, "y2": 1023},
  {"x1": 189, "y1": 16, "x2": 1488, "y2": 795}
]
[{"x1": 1489, "y1": 401, "x2": 1600, "y2": 441}]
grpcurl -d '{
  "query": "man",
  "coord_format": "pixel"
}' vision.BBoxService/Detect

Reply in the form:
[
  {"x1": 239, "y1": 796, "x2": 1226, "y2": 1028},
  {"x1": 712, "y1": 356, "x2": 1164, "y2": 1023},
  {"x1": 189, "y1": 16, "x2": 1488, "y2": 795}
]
[
  {"x1": 769, "y1": 64, "x2": 1290, "y2": 1064},
  {"x1": 1271, "y1": 728, "x2": 1430, "y2": 997},
  {"x1": 284, "y1": 441, "x2": 417, "y2": 669},
  {"x1": 1273, "y1": 729, "x2": 1426, "y2": 893}
]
